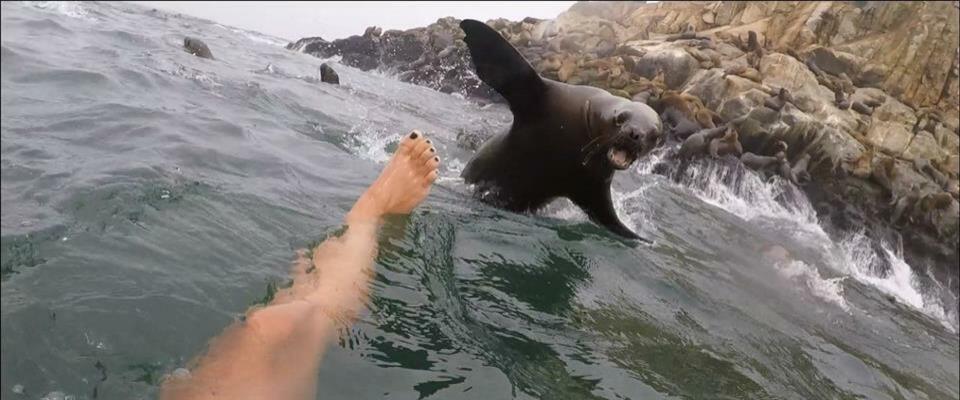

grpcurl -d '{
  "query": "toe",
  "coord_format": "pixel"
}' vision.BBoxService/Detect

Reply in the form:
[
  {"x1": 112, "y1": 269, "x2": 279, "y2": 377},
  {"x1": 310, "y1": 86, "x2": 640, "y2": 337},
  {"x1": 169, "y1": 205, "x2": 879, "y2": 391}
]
[
  {"x1": 424, "y1": 155, "x2": 440, "y2": 171},
  {"x1": 410, "y1": 136, "x2": 432, "y2": 156},
  {"x1": 416, "y1": 144, "x2": 437, "y2": 162},
  {"x1": 425, "y1": 170, "x2": 439, "y2": 184},
  {"x1": 399, "y1": 130, "x2": 425, "y2": 154}
]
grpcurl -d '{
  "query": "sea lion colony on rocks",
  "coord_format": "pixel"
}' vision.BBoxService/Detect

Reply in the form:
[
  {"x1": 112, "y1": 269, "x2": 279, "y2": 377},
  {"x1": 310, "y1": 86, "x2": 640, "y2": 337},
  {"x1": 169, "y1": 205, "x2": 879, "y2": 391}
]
[{"x1": 189, "y1": 1, "x2": 957, "y2": 291}]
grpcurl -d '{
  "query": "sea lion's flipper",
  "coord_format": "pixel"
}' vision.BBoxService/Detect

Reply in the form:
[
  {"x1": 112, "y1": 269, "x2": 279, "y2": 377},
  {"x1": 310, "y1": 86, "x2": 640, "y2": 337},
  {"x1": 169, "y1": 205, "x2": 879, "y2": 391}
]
[
  {"x1": 460, "y1": 19, "x2": 545, "y2": 115},
  {"x1": 570, "y1": 183, "x2": 651, "y2": 243}
]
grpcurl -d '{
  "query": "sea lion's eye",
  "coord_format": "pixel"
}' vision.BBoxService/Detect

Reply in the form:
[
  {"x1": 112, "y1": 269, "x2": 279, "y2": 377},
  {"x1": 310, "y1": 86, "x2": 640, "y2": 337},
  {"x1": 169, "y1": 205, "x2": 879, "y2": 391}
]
[{"x1": 616, "y1": 112, "x2": 630, "y2": 125}]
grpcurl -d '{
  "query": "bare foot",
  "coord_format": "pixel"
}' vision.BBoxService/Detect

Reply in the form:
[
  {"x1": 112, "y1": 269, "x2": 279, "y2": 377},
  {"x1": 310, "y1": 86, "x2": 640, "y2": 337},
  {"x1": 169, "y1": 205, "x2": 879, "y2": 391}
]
[{"x1": 346, "y1": 130, "x2": 439, "y2": 224}]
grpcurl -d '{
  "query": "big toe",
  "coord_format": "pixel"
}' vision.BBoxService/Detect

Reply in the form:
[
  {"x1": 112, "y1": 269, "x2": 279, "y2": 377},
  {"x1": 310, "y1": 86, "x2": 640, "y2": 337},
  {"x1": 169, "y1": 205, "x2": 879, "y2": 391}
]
[{"x1": 399, "y1": 130, "x2": 427, "y2": 156}]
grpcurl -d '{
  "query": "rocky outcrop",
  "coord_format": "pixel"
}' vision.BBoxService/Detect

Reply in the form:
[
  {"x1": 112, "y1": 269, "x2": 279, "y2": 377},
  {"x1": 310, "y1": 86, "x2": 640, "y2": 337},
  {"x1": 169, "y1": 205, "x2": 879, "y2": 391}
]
[
  {"x1": 288, "y1": 17, "x2": 497, "y2": 99},
  {"x1": 289, "y1": 1, "x2": 960, "y2": 288}
]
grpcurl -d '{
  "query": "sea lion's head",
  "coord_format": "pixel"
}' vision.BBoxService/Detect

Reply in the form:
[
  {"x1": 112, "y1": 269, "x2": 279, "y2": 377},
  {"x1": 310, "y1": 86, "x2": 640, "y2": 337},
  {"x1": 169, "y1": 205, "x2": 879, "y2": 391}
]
[{"x1": 583, "y1": 96, "x2": 663, "y2": 170}]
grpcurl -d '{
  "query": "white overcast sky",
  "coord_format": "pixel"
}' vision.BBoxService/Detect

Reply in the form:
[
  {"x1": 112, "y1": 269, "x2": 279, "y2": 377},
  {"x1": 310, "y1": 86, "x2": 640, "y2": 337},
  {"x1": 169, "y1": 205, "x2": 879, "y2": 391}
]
[{"x1": 131, "y1": 1, "x2": 576, "y2": 41}]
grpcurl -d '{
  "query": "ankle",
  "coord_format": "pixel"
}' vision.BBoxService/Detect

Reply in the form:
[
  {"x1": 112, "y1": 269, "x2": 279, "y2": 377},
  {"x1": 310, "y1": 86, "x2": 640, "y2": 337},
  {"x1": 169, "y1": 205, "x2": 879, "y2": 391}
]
[{"x1": 345, "y1": 193, "x2": 384, "y2": 225}]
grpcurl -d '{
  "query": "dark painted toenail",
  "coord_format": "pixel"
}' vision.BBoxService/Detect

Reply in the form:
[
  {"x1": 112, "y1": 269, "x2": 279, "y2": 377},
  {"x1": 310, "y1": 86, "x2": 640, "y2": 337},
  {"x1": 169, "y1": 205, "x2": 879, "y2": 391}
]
[
  {"x1": 429, "y1": 148, "x2": 435, "y2": 153},
  {"x1": 434, "y1": 156, "x2": 440, "y2": 162},
  {"x1": 426, "y1": 139, "x2": 432, "y2": 144},
  {"x1": 409, "y1": 132, "x2": 418, "y2": 139}
]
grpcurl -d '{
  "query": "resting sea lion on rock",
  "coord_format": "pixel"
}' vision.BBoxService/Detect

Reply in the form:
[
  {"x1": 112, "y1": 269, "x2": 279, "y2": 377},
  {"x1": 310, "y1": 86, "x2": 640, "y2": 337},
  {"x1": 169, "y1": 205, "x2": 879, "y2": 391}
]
[
  {"x1": 653, "y1": 91, "x2": 717, "y2": 140},
  {"x1": 851, "y1": 101, "x2": 874, "y2": 116},
  {"x1": 777, "y1": 157, "x2": 797, "y2": 183},
  {"x1": 917, "y1": 192, "x2": 956, "y2": 236},
  {"x1": 849, "y1": 147, "x2": 874, "y2": 179},
  {"x1": 678, "y1": 125, "x2": 727, "y2": 159},
  {"x1": 791, "y1": 153, "x2": 812, "y2": 185},
  {"x1": 183, "y1": 37, "x2": 214, "y2": 59},
  {"x1": 948, "y1": 181, "x2": 960, "y2": 200},
  {"x1": 740, "y1": 140, "x2": 787, "y2": 172},
  {"x1": 459, "y1": 20, "x2": 663, "y2": 241},
  {"x1": 862, "y1": 96, "x2": 885, "y2": 109},
  {"x1": 741, "y1": 152, "x2": 782, "y2": 171},
  {"x1": 708, "y1": 126, "x2": 742, "y2": 158},
  {"x1": 319, "y1": 63, "x2": 340, "y2": 85},
  {"x1": 914, "y1": 158, "x2": 950, "y2": 189},
  {"x1": 835, "y1": 89, "x2": 851, "y2": 110},
  {"x1": 890, "y1": 187, "x2": 921, "y2": 226},
  {"x1": 724, "y1": 65, "x2": 762, "y2": 83},
  {"x1": 871, "y1": 156, "x2": 897, "y2": 196},
  {"x1": 763, "y1": 141, "x2": 797, "y2": 182},
  {"x1": 914, "y1": 108, "x2": 944, "y2": 134},
  {"x1": 763, "y1": 88, "x2": 792, "y2": 112},
  {"x1": 837, "y1": 73, "x2": 856, "y2": 95},
  {"x1": 805, "y1": 58, "x2": 826, "y2": 79}
]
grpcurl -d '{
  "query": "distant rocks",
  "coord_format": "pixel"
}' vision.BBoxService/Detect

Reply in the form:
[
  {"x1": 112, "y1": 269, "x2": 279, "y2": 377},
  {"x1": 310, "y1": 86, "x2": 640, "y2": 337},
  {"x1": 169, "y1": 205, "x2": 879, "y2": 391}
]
[{"x1": 287, "y1": 18, "x2": 496, "y2": 99}]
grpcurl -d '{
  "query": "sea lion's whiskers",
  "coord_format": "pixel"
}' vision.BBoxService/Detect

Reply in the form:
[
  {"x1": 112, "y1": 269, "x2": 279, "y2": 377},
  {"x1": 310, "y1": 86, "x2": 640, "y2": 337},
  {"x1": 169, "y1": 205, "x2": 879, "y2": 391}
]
[
  {"x1": 580, "y1": 135, "x2": 606, "y2": 154},
  {"x1": 581, "y1": 136, "x2": 613, "y2": 165}
]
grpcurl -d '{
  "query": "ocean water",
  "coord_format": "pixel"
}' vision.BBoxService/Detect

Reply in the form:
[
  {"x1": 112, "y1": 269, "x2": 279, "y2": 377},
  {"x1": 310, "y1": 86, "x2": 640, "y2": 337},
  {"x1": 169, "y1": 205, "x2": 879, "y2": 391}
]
[{"x1": 1, "y1": 2, "x2": 958, "y2": 399}]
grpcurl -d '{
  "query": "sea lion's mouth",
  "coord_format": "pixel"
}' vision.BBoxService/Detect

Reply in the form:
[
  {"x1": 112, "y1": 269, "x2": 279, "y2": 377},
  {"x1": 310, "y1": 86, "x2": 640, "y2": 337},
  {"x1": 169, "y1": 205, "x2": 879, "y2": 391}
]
[{"x1": 607, "y1": 146, "x2": 637, "y2": 170}]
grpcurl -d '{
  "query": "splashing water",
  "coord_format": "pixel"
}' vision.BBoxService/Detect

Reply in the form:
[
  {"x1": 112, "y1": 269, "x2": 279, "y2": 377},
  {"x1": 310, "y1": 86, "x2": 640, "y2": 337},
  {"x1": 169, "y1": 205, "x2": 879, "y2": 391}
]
[
  {"x1": 22, "y1": 1, "x2": 90, "y2": 20},
  {"x1": 3, "y1": 2, "x2": 957, "y2": 398},
  {"x1": 634, "y1": 151, "x2": 957, "y2": 331}
]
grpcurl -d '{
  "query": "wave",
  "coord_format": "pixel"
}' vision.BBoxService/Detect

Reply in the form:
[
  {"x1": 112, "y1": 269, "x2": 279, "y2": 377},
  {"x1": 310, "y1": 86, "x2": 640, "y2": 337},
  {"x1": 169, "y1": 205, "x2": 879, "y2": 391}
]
[
  {"x1": 633, "y1": 151, "x2": 958, "y2": 331},
  {"x1": 22, "y1": 1, "x2": 92, "y2": 20},
  {"x1": 215, "y1": 23, "x2": 289, "y2": 47}
]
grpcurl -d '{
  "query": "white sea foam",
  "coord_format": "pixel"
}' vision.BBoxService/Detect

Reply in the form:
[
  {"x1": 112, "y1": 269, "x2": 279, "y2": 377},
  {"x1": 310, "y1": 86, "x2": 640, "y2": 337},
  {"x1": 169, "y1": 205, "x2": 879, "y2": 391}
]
[
  {"x1": 637, "y1": 154, "x2": 957, "y2": 331},
  {"x1": 775, "y1": 260, "x2": 849, "y2": 311},
  {"x1": 24, "y1": 1, "x2": 91, "y2": 20},
  {"x1": 345, "y1": 122, "x2": 393, "y2": 164}
]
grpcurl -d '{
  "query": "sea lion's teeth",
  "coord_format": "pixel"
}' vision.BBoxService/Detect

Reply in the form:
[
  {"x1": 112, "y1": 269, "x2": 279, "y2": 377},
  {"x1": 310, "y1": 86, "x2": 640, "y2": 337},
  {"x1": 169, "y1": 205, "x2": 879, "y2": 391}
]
[{"x1": 608, "y1": 148, "x2": 632, "y2": 168}]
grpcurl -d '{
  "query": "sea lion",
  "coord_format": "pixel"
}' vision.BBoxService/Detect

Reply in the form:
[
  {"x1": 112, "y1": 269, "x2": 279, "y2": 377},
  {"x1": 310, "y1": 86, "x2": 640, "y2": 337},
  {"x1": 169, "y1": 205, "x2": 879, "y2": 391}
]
[
  {"x1": 653, "y1": 91, "x2": 716, "y2": 140},
  {"x1": 319, "y1": 63, "x2": 340, "y2": 85},
  {"x1": 776, "y1": 157, "x2": 797, "y2": 183},
  {"x1": 914, "y1": 158, "x2": 950, "y2": 189},
  {"x1": 742, "y1": 31, "x2": 765, "y2": 69},
  {"x1": 916, "y1": 192, "x2": 955, "y2": 235},
  {"x1": 913, "y1": 108, "x2": 943, "y2": 134},
  {"x1": 459, "y1": 20, "x2": 663, "y2": 241},
  {"x1": 678, "y1": 125, "x2": 727, "y2": 159},
  {"x1": 763, "y1": 88, "x2": 791, "y2": 112},
  {"x1": 724, "y1": 65, "x2": 762, "y2": 83},
  {"x1": 835, "y1": 89, "x2": 851, "y2": 110},
  {"x1": 760, "y1": 141, "x2": 796, "y2": 182},
  {"x1": 791, "y1": 153, "x2": 812, "y2": 184},
  {"x1": 851, "y1": 101, "x2": 874, "y2": 116},
  {"x1": 871, "y1": 156, "x2": 897, "y2": 196},
  {"x1": 708, "y1": 126, "x2": 742, "y2": 158},
  {"x1": 741, "y1": 152, "x2": 781, "y2": 171},
  {"x1": 805, "y1": 58, "x2": 826, "y2": 79},
  {"x1": 836, "y1": 72, "x2": 856, "y2": 95},
  {"x1": 183, "y1": 37, "x2": 214, "y2": 59},
  {"x1": 862, "y1": 96, "x2": 885, "y2": 108},
  {"x1": 850, "y1": 146, "x2": 874, "y2": 179},
  {"x1": 890, "y1": 186, "x2": 921, "y2": 225}
]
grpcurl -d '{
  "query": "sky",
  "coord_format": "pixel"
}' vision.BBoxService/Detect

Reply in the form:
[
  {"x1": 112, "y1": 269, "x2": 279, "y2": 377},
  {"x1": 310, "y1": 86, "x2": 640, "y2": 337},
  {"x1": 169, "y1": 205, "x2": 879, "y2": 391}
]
[{"x1": 131, "y1": 1, "x2": 576, "y2": 41}]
